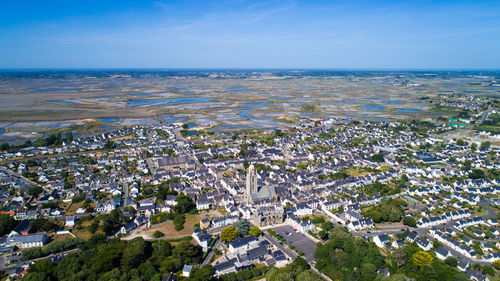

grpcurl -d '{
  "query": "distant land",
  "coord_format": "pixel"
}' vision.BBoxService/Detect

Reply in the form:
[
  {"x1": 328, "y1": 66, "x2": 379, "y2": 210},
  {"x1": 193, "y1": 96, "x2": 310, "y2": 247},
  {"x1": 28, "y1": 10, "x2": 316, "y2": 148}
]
[{"x1": 0, "y1": 70, "x2": 499, "y2": 144}]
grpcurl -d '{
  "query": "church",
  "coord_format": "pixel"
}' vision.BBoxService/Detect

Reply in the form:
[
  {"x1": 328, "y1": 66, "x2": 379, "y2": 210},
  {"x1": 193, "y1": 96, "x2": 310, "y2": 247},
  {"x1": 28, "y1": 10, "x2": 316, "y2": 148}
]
[{"x1": 246, "y1": 164, "x2": 278, "y2": 203}]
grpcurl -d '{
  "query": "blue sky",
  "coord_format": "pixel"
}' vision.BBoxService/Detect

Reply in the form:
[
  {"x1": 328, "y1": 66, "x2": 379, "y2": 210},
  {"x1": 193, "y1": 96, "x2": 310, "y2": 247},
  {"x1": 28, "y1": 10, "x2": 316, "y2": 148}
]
[{"x1": 1, "y1": 0, "x2": 499, "y2": 69}]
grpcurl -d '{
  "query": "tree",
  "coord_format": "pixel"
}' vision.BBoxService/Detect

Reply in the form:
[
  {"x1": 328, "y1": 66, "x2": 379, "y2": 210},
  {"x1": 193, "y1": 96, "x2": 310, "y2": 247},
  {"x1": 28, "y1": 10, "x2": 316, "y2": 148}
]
[
  {"x1": 32, "y1": 218, "x2": 58, "y2": 232},
  {"x1": 482, "y1": 265, "x2": 495, "y2": 276},
  {"x1": 412, "y1": 251, "x2": 433, "y2": 267},
  {"x1": 103, "y1": 140, "x2": 115, "y2": 149},
  {"x1": 190, "y1": 265, "x2": 216, "y2": 281},
  {"x1": 468, "y1": 169, "x2": 485, "y2": 179},
  {"x1": 153, "y1": 231, "x2": 164, "y2": 238},
  {"x1": 174, "y1": 214, "x2": 185, "y2": 231},
  {"x1": 221, "y1": 226, "x2": 239, "y2": 243},
  {"x1": 121, "y1": 237, "x2": 149, "y2": 269},
  {"x1": 480, "y1": 141, "x2": 491, "y2": 150},
  {"x1": 456, "y1": 139, "x2": 465, "y2": 146},
  {"x1": 445, "y1": 256, "x2": 458, "y2": 267},
  {"x1": 172, "y1": 240, "x2": 200, "y2": 264},
  {"x1": 322, "y1": 221, "x2": 334, "y2": 232},
  {"x1": 370, "y1": 153, "x2": 385, "y2": 163},
  {"x1": 234, "y1": 220, "x2": 250, "y2": 235},
  {"x1": 248, "y1": 226, "x2": 262, "y2": 237},
  {"x1": 173, "y1": 194, "x2": 196, "y2": 214},
  {"x1": 359, "y1": 263, "x2": 377, "y2": 281},
  {"x1": 0, "y1": 214, "x2": 16, "y2": 236},
  {"x1": 28, "y1": 186, "x2": 43, "y2": 197},
  {"x1": 152, "y1": 240, "x2": 172, "y2": 258},
  {"x1": 494, "y1": 259, "x2": 500, "y2": 270},
  {"x1": 318, "y1": 230, "x2": 328, "y2": 240},
  {"x1": 403, "y1": 216, "x2": 416, "y2": 227},
  {"x1": 393, "y1": 248, "x2": 407, "y2": 268},
  {"x1": 471, "y1": 143, "x2": 478, "y2": 152}
]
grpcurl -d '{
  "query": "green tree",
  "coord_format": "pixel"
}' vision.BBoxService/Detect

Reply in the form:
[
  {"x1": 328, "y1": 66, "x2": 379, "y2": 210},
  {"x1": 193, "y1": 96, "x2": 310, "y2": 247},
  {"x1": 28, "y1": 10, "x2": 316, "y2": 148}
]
[
  {"x1": 321, "y1": 221, "x2": 334, "y2": 232},
  {"x1": 480, "y1": 141, "x2": 491, "y2": 150},
  {"x1": 393, "y1": 248, "x2": 407, "y2": 268},
  {"x1": 174, "y1": 214, "x2": 186, "y2": 231},
  {"x1": 172, "y1": 240, "x2": 200, "y2": 264},
  {"x1": 0, "y1": 214, "x2": 16, "y2": 236},
  {"x1": 173, "y1": 193, "x2": 196, "y2": 214},
  {"x1": 103, "y1": 140, "x2": 115, "y2": 149},
  {"x1": 248, "y1": 226, "x2": 262, "y2": 237},
  {"x1": 234, "y1": 220, "x2": 250, "y2": 235},
  {"x1": 153, "y1": 231, "x2": 164, "y2": 238},
  {"x1": 28, "y1": 186, "x2": 43, "y2": 197},
  {"x1": 359, "y1": 263, "x2": 377, "y2": 281},
  {"x1": 471, "y1": 143, "x2": 478, "y2": 151},
  {"x1": 445, "y1": 256, "x2": 458, "y2": 267},
  {"x1": 403, "y1": 216, "x2": 416, "y2": 227},
  {"x1": 370, "y1": 153, "x2": 385, "y2": 163},
  {"x1": 221, "y1": 226, "x2": 239, "y2": 243},
  {"x1": 121, "y1": 237, "x2": 149, "y2": 269}
]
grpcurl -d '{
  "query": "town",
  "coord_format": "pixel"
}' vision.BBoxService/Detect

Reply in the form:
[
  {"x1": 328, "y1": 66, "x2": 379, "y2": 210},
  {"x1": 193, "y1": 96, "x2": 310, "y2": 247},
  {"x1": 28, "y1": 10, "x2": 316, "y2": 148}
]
[{"x1": 0, "y1": 100, "x2": 499, "y2": 281}]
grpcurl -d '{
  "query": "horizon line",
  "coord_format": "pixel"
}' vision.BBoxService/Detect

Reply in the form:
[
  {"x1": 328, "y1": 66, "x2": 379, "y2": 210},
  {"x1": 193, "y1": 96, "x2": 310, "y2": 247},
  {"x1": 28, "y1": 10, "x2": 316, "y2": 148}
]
[{"x1": 0, "y1": 67, "x2": 500, "y2": 72}]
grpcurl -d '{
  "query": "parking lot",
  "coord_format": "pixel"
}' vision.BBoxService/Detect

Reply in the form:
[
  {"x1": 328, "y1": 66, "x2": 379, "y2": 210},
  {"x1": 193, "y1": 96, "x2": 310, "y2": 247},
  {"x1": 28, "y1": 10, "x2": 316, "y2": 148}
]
[{"x1": 271, "y1": 225, "x2": 318, "y2": 262}]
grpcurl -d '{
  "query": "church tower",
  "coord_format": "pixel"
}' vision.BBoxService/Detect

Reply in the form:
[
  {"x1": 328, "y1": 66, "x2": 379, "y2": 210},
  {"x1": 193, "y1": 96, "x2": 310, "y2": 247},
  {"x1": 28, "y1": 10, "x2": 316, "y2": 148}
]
[{"x1": 246, "y1": 164, "x2": 258, "y2": 202}]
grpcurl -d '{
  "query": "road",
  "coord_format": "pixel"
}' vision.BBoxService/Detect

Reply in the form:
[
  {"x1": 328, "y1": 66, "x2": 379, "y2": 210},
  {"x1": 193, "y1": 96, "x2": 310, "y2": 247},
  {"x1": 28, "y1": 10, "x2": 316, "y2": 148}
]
[
  {"x1": 121, "y1": 182, "x2": 129, "y2": 208},
  {"x1": 200, "y1": 238, "x2": 221, "y2": 268},
  {"x1": 263, "y1": 230, "x2": 332, "y2": 281},
  {"x1": 0, "y1": 166, "x2": 42, "y2": 191},
  {"x1": 480, "y1": 105, "x2": 492, "y2": 124},
  {"x1": 263, "y1": 231, "x2": 298, "y2": 260},
  {"x1": 2, "y1": 248, "x2": 79, "y2": 272}
]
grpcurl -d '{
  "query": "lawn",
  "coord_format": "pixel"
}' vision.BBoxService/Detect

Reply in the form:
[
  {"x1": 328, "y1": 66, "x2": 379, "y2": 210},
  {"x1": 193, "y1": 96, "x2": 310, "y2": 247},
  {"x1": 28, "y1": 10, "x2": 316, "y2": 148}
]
[
  {"x1": 72, "y1": 220, "x2": 101, "y2": 241},
  {"x1": 128, "y1": 210, "x2": 222, "y2": 240},
  {"x1": 65, "y1": 201, "x2": 84, "y2": 215}
]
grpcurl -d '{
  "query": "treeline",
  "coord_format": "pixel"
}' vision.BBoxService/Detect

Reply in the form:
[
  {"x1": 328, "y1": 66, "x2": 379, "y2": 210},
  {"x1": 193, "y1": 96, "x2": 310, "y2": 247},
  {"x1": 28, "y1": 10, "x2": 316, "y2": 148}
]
[
  {"x1": 266, "y1": 257, "x2": 322, "y2": 281},
  {"x1": 315, "y1": 227, "x2": 384, "y2": 280},
  {"x1": 22, "y1": 238, "x2": 81, "y2": 261},
  {"x1": 22, "y1": 235, "x2": 205, "y2": 281},
  {"x1": 150, "y1": 193, "x2": 196, "y2": 231},
  {"x1": 362, "y1": 199, "x2": 406, "y2": 223},
  {"x1": 0, "y1": 131, "x2": 74, "y2": 152},
  {"x1": 314, "y1": 227, "x2": 474, "y2": 281}
]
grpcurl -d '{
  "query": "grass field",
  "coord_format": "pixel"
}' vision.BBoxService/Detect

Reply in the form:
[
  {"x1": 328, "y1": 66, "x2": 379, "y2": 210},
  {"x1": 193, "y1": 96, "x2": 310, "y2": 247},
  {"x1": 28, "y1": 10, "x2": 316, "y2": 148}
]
[
  {"x1": 65, "y1": 201, "x2": 84, "y2": 215},
  {"x1": 127, "y1": 210, "x2": 222, "y2": 240},
  {"x1": 72, "y1": 220, "x2": 100, "y2": 241}
]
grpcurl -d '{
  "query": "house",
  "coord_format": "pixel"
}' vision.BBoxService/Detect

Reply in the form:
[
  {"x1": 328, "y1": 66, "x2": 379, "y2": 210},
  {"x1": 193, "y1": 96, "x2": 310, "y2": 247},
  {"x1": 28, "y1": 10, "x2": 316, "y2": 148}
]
[
  {"x1": 373, "y1": 235, "x2": 390, "y2": 248},
  {"x1": 7, "y1": 233, "x2": 48, "y2": 248},
  {"x1": 120, "y1": 221, "x2": 137, "y2": 235},
  {"x1": 212, "y1": 215, "x2": 239, "y2": 228},
  {"x1": 391, "y1": 240, "x2": 404, "y2": 249},
  {"x1": 435, "y1": 247, "x2": 450, "y2": 260},
  {"x1": 200, "y1": 218, "x2": 210, "y2": 229},
  {"x1": 192, "y1": 228, "x2": 212, "y2": 252},
  {"x1": 406, "y1": 231, "x2": 418, "y2": 243},
  {"x1": 214, "y1": 259, "x2": 237, "y2": 276},
  {"x1": 228, "y1": 236, "x2": 258, "y2": 253},
  {"x1": 65, "y1": 216, "x2": 76, "y2": 227},
  {"x1": 457, "y1": 260, "x2": 469, "y2": 271},
  {"x1": 96, "y1": 200, "x2": 115, "y2": 213},
  {"x1": 10, "y1": 220, "x2": 31, "y2": 236},
  {"x1": 467, "y1": 269, "x2": 488, "y2": 281},
  {"x1": 182, "y1": 264, "x2": 193, "y2": 277},
  {"x1": 416, "y1": 237, "x2": 432, "y2": 251},
  {"x1": 377, "y1": 268, "x2": 390, "y2": 277}
]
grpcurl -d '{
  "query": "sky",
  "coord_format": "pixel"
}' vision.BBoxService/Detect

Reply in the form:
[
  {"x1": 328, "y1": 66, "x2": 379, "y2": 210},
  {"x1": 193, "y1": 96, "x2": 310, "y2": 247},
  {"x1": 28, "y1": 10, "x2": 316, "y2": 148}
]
[{"x1": 1, "y1": 0, "x2": 500, "y2": 69}]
